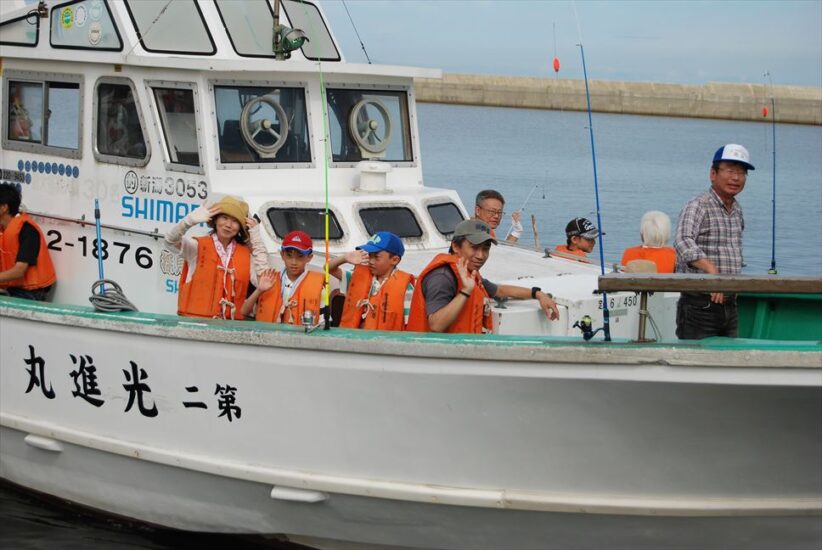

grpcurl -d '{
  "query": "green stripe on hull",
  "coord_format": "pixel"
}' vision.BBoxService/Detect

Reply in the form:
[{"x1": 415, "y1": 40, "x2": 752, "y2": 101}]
[{"x1": 2, "y1": 296, "x2": 820, "y2": 352}]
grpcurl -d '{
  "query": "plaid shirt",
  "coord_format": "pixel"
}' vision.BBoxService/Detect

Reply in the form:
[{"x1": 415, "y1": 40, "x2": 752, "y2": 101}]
[{"x1": 674, "y1": 189, "x2": 744, "y2": 274}]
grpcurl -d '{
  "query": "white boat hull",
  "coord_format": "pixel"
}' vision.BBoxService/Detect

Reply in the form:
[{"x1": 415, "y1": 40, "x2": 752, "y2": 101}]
[{"x1": 1, "y1": 300, "x2": 821, "y2": 549}]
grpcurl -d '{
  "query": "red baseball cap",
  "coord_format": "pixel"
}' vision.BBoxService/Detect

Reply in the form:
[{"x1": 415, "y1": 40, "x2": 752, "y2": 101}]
[{"x1": 281, "y1": 230, "x2": 313, "y2": 255}]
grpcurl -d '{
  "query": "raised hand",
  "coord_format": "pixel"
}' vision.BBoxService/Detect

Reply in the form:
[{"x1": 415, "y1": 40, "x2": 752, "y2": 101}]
[
  {"x1": 188, "y1": 203, "x2": 220, "y2": 224},
  {"x1": 345, "y1": 249, "x2": 369, "y2": 266},
  {"x1": 257, "y1": 268, "x2": 277, "y2": 293},
  {"x1": 246, "y1": 216, "x2": 258, "y2": 229},
  {"x1": 456, "y1": 257, "x2": 476, "y2": 294}
]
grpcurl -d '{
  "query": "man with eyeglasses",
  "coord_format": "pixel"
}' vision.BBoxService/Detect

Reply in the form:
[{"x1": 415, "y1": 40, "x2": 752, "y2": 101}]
[
  {"x1": 673, "y1": 144, "x2": 754, "y2": 339},
  {"x1": 473, "y1": 189, "x2": 522, "y2": 243}
]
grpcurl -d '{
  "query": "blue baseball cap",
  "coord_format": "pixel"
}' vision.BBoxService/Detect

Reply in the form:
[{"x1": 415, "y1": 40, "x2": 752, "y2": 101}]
[
  {"x1": 357, "y1": 231, "x2": 405, "y2": 257},
  {"x1": 713, "y1": 144, "x2": 754, "y2": 170}
]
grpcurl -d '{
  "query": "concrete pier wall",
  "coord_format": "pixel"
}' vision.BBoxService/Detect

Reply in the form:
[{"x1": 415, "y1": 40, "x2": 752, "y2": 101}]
[{"x1": 414, "y1": 73, "x2": 822, "y2": 125}]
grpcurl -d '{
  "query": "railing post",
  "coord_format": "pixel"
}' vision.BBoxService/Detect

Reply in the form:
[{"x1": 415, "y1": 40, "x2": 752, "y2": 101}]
[{"x1": 636, "y1": 291, "x2": 654, "y2": 343}]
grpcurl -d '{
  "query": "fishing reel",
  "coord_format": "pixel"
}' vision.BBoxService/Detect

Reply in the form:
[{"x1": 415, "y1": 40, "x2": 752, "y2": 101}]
[{"x1": 572, "y1": 315, "x2": 604, "y2": 341}]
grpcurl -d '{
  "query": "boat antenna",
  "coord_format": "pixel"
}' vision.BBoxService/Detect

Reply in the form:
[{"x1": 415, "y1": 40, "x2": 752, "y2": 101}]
[
  {"x1": 341, "y1": 0, "x2": 372, "y2": 64},
  {"x1": 297, "y1": 0, "x2": 332, "y2": 330},
  {"x1": 504, "y1": 182, "x2": 540, "y2": 239},
  {"x1": 764, "y1": 70, "x2": 777, "y2": 274},
  {"x1": 573, "y1": 1, "x2": 610, "y2": 341}
]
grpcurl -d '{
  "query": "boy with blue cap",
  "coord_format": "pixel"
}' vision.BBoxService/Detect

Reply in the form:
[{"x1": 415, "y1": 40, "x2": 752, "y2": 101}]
[{"x1": 329, "y1": 231, "x2": 414, "y2": 331}]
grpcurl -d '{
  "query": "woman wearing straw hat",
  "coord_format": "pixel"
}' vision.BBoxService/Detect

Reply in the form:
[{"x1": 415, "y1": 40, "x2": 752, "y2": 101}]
[{"x1": 165, "y1": 195, "x2": 267, "y2": 320}]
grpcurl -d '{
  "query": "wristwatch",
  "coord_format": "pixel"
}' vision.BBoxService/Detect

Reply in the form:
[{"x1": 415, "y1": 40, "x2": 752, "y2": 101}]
[{"x1": 531, "y1": 286, "x2": 541, "y2": 299}]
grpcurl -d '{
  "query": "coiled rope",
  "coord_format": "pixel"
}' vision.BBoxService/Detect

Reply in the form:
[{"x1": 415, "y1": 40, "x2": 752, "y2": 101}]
[{"x1": 89, "y1": 279, "x2": 138, "y2": 312}]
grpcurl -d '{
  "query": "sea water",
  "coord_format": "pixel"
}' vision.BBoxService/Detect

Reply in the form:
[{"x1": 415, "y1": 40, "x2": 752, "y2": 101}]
[{"x1": 2, "y1": 106, "x2": 821, "y2": 547}]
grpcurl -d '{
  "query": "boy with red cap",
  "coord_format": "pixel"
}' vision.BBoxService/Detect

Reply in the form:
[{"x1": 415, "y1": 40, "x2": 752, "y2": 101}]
[
  {"x1": 241, "y1": 230, "x2": 325, "y2": 325},
  {"x1": 328, "y1": 231, "x2": 414, "y2": 331}
]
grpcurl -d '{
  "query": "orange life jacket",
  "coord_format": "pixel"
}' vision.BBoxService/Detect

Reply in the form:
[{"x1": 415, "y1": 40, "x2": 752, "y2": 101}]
[
  {"x1": 177, "y1": 236, "x2": 250, "y2": 320},
  {"x1": 255, "y1": 270, "x2": 325, "y2": 325},
  {"x1": 406, "y1": 253, "x2": 492, "y2": 334},
  {"x1": 554, "y1": 244, "x2": 590, "y2": 262},
  {"x1": 0, "y1": 213, "x2": 56, "y2": 290},
  {"x1": 340, "y1": 264, "x2": 414, "y2": 331},
  {"x1": 621, "y1": 245, "x2": 676, "y2": 274}
]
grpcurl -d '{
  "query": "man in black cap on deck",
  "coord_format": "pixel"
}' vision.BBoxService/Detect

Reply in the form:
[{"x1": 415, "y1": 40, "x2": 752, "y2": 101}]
[{"x1": 554, "y1": 217, "x2": 599, "y2": 261}]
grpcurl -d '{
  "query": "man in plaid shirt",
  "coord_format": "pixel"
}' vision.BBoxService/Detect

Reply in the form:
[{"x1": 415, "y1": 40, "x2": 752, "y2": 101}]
[{"x1": 674, "y1": 144, "x2": 754, "y2": 339}]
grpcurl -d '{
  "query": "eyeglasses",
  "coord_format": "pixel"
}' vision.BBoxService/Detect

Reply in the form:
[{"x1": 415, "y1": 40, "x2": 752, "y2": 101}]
[
  {"x1": 719, "y1": 166, "x2": 748, "y2": 177},
  {"x1": 479, "y1": 206, "x2": 505, "y2": 217}
]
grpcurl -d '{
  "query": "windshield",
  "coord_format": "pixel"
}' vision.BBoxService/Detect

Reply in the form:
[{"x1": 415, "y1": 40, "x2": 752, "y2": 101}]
[
  {"x1": 214, "y1": 85, "x2": 311, "y2": 165},
  {"x1": 326, "y1": 89, "x2": 412, "y2": 163}
]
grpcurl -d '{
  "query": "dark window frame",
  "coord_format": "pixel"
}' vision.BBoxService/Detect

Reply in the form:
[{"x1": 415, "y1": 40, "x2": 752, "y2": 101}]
[
  {"x1": 0, "y1": 12, "x2": 40, "y2": 47},
  {"x1": 49, "y1": 0, "x2": 123, "y2": 52},
  {"x1": 358, "y1": 206, "x2": 423, "y2": 239},
  {"x1": 123, "y1": 0, "x2": 216, "y2": 56},
  {"x1": 266, "y1": 207, "x2": 345, "y2": 241},
  {"x1": 427, "y1": 202, "x2": 466, "y2": 236}
]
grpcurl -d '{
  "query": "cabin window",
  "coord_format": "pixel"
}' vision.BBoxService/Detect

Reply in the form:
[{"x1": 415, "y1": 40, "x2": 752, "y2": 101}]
[
  {"x1": 7, "y1": 82, "x2": 43, "y2": 144},
  {"x1": 280, "y1": 0, "x2": 340, "y2": 61},
  {"x1": 0, "y1": 12, "x2": 39, "y2": 47},
  {"x1": 153, "y1": 87, "x2": 200, "y2": 168},
  {"x1": 267, "y1": 208, "x2": 343, "y2": 240},
  {"x1": 3, "y1": 74, "x2": 83, "y2": 159},
  {"x1": 50, "y1": 0, "x2": 122, "y2": 51},
  {"x1": 359, "y1": 207, "x2": 422, "y2": 238},
  {"x1": 94, "y1": 81, "x2": 149, "y2": 164},
  {"x1": 214, "y1": 85, "x2": 311, "y2": 165},
  {"x1": 214, "y1": 0, "x2": 339, "y2": 61},
  {"x1": 213, "y1": 0, "x2": 275, "y2": 57},
  {"x1": 326, "y1": 89, "x2": 413, "y2": 164},
  {"x1": 124, "y1": 0, "x2": 215, "y2": 55},
  {"x1": 428, "y1": 202, "x2": 465, "y2": 235}
]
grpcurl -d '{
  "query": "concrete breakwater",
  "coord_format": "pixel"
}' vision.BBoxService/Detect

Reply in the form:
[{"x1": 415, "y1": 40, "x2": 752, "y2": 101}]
[{"x1": 414, "y1": 73, "x2": 822, "y2": 125}]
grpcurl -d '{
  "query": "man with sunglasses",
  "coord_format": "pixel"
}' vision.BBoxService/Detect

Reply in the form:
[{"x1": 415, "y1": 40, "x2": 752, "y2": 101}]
[
  {"x1": 473, "y1": 189, "x2": 522, "y2": 243},
  {"x1": 674, "y1": 144, "x2": 754, "y2": 339}
]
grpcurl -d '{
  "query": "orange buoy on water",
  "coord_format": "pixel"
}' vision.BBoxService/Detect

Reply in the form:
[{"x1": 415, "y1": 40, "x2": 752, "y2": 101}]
[
  {"x1": 552, "y1": 57, "x2": 561, "y2": 73},
  {"x1": 762, "y1": 106, "x2": 769, "y2": 117}
]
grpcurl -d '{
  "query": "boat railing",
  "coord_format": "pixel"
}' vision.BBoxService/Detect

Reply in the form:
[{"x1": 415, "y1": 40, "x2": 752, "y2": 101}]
[
  {"x1": 26, "y1": 210, "x2": 166, "y2": 240},
  {"x1": 599, "y1": 273, "x2": 822, "y2": 342}
]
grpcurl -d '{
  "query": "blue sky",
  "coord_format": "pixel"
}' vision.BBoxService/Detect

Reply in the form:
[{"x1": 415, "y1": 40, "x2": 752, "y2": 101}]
[{"x1": 320, "y1": 0, "x2": 822, "y2": 87}]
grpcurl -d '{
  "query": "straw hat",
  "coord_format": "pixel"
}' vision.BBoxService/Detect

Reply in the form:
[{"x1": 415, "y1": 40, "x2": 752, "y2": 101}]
[{"x1": 209, "y1": 195, "x2": 249, "y2": 240}]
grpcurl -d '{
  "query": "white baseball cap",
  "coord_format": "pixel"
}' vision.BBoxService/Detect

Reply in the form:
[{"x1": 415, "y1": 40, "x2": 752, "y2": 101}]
[{"x1": 713, "y1": 144, "x2": 754, "y2": 170}]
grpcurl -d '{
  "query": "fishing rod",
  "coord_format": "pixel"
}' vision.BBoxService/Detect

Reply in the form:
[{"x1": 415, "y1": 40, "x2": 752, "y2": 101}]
[
  {"x1": 573, "y1": 2, "x2": 611, "y2": 341},
  {"x1": 504, "y1": 182, "x2": 540, "y2": 239},
  {"x1": 294, "y1": 0, "x2": 332, "y2": 330},
  {"x1": 764, "y1": 71, "x2": 777, "y2": 274}
]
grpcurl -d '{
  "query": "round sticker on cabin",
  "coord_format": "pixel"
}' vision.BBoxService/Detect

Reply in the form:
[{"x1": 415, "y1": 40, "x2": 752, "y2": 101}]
[
  {"x1": 88, "y1": 23, "x2": 102, "y2": 46},
  {"x1": 61, "y1": 7, "x2": 73, "y2": 29},
  {"x1": 75, "y1": 5, "x2": 87, "y2": 27},
  {"x1": 124, "y1": 171, "x2": 138, "y2": 195},
  {"x1": 89, "y1": 0, "x2": 103, "y2": 21}
]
